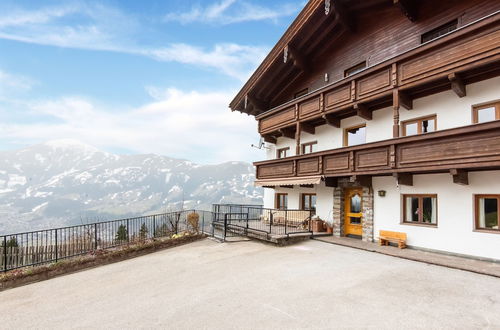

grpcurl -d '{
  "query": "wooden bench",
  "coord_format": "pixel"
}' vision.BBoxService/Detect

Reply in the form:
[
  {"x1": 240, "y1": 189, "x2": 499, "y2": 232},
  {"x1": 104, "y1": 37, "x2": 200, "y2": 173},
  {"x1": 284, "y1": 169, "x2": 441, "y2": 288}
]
[{"x1": 379, "y1": 230, "x2": 407, "y2": 249}]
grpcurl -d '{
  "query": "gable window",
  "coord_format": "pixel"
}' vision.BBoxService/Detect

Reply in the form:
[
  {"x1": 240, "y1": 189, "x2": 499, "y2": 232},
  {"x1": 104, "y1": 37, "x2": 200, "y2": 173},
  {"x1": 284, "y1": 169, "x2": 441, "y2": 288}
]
[
  {"x1": 403, "y1": 194, "x2": 437, "y2": 226},
  {"x1": 475, "y1": 195, "x2": 500, "y2": 232},
  {"x1": 276, "y1": 193, "x2": 288, "y2": 210},
  {"x1": 277, "y1": 147, "x2": 289, "y2": 159},
  {"x1": 402, "y1": 115, "x2": 437, "y2": 136},
  {"x1": 301, "y1": 141, "x2": 317, "y2": 154},
  {"x1": 344, "y1": 124, "x2": 366, "y2": 147},
  {"x1": 294, "y1": 88, "x2": 308, "y2": 98},
  {"x1": 421, "y1": 20, "x2": 458, "y2": 43},
  {"x1": 344, "y1": 61, "x2": 366, "y2": 77},
  {"x1": 301, "y1": 193, "x2": 316, "y2": 213},
  {"x1": 472, "y1": 101, "x2": 500, "y2": 124}
]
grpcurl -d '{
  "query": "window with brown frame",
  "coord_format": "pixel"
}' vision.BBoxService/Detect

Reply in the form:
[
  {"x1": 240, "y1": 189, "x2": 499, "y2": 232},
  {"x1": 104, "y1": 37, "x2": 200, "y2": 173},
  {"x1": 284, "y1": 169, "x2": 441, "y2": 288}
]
[
  {"x1": 402, "y1": 194, "x2": 437, "y2": 226},
  {"x1": 344, "y1": 124, "x2": 366, "y2": 147},
  {"x1": 294, "y1": 88, "x2": 308, "y2": 98},
  {"x1": 301, "y1": 141, "x2": 317, "y2": 154},
  {"x1": 472, "y1": 101, "x2": 500, "y2": 124},
  {"x1": 301, "y1": 193, "x2": 316, "y2": 213},
  {"x1": 344, "y1": 61, "x2": 366, "y2": 77},
  {"x1": 421, "y1": 19, "x2": 458, "y2": 43},
  {"x1": 276, "y1": 147, "x2": 289, "y2": 159},
  {"x1": 402, "y1": 115, "x2": 437, "y2": 136},
  {"x1": 475, "y1": 195, "x2": 500, "y2": 232},
  {"x1": 276, "y1": 193, "x2": 288, "y2": 210}
]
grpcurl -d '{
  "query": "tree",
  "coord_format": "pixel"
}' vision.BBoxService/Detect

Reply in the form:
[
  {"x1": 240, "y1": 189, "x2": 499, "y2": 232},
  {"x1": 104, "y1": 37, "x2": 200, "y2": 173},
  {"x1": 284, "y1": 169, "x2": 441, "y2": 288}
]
[
  {"x1": 2, "y1": 237, "x2": 19, "y2": 248},
  {"x1": 139, "y1": 223, "x2": 148, "y2": 242},
  {"x1": 115, "y1": 225, "x2": 128, "y2": 242}
]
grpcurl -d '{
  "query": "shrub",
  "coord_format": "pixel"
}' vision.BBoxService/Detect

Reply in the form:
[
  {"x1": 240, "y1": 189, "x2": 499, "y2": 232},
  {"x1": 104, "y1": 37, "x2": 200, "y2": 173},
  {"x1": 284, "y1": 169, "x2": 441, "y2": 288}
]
[
  {"x1": 139, "y1": 223, "x2": 148, "y2": 242},
  {"x1": 115, "y1": 224, "x2": 128, "y2": 242},
  {"x1": 187, "y1": 212, "x2": 199, "y2": 233}
]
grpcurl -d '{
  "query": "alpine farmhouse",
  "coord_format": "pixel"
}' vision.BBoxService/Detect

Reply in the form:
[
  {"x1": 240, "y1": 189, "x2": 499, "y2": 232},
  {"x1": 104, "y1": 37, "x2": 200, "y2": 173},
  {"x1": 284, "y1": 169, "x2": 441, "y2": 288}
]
[{"x1": 230, "y1": 0, "x2": 500, "y2": 260}]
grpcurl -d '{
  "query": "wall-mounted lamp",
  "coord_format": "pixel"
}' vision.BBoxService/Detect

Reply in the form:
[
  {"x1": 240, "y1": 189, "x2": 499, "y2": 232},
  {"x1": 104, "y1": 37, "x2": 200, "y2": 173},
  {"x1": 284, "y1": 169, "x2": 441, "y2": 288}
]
[{"x1": 378, "y1": 190, "x2": 386, "y2": 197}]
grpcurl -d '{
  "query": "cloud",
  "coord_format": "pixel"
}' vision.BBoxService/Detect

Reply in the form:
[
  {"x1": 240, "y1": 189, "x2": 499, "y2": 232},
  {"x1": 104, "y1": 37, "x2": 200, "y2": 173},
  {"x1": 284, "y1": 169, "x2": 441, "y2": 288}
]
[
  {"x1": 0, "y1": 2, "x2": 267, "y2": 80},
  {"x1": 0, "y1": 86, "x2": 262, "y2": 164},
  {"x1": 0, "y1": 70, "x2": 36, "y2": 99},
  {"x1": 164, "y1": 0, "x2": 301, "y2": 25}
]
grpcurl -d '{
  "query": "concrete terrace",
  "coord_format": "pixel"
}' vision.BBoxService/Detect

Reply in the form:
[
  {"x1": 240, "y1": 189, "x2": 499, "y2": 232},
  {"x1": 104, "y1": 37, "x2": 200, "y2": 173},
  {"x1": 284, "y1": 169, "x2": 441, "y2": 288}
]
[{"x1": 1, "y1": 238, "x2": 500, "y2": 329}]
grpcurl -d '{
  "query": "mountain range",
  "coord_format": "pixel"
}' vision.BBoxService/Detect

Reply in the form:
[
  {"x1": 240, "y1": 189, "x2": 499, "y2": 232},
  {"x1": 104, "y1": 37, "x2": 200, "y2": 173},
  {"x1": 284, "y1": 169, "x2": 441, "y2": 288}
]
[{"x1": 0, "y1": 140, "x2": 262, "y2": 234}]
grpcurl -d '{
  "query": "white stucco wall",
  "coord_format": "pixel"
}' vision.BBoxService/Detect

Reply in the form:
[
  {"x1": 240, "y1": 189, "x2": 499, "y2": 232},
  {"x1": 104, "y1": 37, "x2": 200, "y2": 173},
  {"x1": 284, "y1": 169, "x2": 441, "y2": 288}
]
[{"x1": 373, "y1": 170, "x2": 500, "y2": 260}]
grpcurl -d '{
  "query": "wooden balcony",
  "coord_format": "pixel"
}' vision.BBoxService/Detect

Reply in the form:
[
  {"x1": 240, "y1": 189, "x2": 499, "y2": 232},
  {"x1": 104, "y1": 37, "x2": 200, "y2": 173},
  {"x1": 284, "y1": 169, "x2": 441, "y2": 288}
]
[
  {"x1": 257, "y1": 12, "x2": 500, "y2": 138},
  {"x1": 254, "y1": 121, "x2": 500, "y2": 184}
]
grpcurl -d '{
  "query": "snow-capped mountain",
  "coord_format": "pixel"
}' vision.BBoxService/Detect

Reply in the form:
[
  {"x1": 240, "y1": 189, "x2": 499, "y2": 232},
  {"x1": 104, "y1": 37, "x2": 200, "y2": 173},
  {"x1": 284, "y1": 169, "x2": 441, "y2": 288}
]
[{"x1": 0, "y1": 140, "x2": 262, "y2": 234}]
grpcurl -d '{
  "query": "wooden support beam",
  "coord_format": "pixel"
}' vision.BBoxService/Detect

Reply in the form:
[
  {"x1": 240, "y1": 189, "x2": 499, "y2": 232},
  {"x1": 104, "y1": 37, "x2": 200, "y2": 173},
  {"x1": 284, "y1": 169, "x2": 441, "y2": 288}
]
[
  {"x1": 392, "y1": 89, "x2": 400, "y2": 138},
  {"x1": 262, "y1": 186, "x2": 275, "y2": 189},
  {"x1": 355, "y1": 104, "x2": 372, "y2": 120},
  {"x1": 262, "y1": 135, "x2": 276, "y2": 144},
  {"x1": 278, "y1": 128, "x2": 295, "y2": 139},
  {"x1": 300, "y1": 184, "x2": 314, "y2": 188},
  {"x1": 300, "y1": 122, "x2": 316, "y2": 135},
  {"x1": 247, "y1": 93, "x2": 269, "y2": 112},
  {"x1": 450, "y1": 169, "x2": 469, "y2": 185},
  {"x1": 448, "y1": 73, "x2": 467, "y2": 98},
  {"x1": 393, "y1": 173, "x2": 413, "y2": 186},
  {"x1": 324, "y1": 177, "x2": 338, "y2": 188},
  {"x1": 393, "y1": 0, "x2": 417, "y2": 22},
  {"x1": 322, "y1": 114, "x2": 341, "y2": 128},
  {"x1": 399, "y1": 91, "x2": 413, "y2": 110},
  {"x1": 349, "y1": 175, "x2": 372, "y2": 187},
  {"x1": 287, "y1": 45, "x2": 310, "y2": 73},
  {"x1": 280, "y1": 185, "x2": 294, "y2": 189},
  {"x1": 331, "y1": 0, "x2": 354, "y2": 32}
]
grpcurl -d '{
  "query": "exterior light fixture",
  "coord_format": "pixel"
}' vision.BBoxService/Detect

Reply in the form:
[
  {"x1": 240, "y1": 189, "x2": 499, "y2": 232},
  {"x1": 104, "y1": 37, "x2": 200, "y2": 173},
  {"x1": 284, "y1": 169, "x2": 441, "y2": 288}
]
[{"x1": 378, "y1": 190, "x2": 386, "y2": 197}]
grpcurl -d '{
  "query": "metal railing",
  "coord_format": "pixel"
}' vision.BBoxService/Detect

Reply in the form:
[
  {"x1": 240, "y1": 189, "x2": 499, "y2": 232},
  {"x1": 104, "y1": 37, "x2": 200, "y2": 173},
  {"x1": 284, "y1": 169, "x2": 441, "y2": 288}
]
[
  {"x1": 212, "y1": 204, "x2": 314, "y2": 240},
  {"x1": 1, "y1": 210, "x2": 213, "y2": 272}
]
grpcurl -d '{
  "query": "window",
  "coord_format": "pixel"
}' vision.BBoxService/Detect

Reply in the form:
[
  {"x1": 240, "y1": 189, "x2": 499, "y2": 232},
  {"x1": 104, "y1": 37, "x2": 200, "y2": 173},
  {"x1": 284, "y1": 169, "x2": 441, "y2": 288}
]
[
  {"x1": 402, "y1": 115, "x2": 437, "y2": 136},
  {"x1": 475, "y1": 195, "x2": 500, "y2": 232},
  {"x1": 472, "y1": 101, "x2": 500, "y2": 124},
  {"x1": 421, "y1": 20, "x2": 458, "y2": 43},
  {"x1": 301, "y1": 141, "x2": 317, "y2": 154},
  {"x1": 344, "y1": 124, "x2": 366, "y2": 147},
  {"x1": 294, "y1": 88, "x2": 308, "y2": 98},
  {"x1": 277, "y1": 147, "x2": 289, "y2": 159},
  {"x1": 301, "y1": 193, "x2": 317, "y2": 213},
  {"x1": 344, "y1": 61, "x2": 366, "y2": 77},
  {"x1": 276, "y1": 193, "x2": 288, "y2": 210},
  {"x1": 403, "y1": 194, "x2": 437, "y2": 226}
]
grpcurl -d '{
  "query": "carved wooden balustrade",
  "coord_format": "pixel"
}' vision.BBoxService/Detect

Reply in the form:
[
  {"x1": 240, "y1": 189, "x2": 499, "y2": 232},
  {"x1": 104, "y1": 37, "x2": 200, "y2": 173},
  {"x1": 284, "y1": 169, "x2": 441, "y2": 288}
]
[{"x1": 255, "y1": 121, "x2": 500, "y2": 182}]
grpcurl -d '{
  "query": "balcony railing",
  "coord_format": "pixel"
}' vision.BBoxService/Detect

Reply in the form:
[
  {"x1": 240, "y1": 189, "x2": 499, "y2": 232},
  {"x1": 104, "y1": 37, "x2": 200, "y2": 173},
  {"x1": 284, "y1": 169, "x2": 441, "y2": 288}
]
[
  {"x1": 255, "y1": 121, "x2": 500, "y2": 180},
  {"x1": 257, "y1": 12, "x2": 500, "y2": 136}
]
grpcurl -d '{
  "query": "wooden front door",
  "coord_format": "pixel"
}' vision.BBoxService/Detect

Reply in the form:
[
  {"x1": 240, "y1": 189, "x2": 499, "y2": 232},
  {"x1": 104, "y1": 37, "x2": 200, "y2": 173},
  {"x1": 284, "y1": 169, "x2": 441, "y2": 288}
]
[{"x1": 344, "y1": 188, "x2": 363, "y2": 237}]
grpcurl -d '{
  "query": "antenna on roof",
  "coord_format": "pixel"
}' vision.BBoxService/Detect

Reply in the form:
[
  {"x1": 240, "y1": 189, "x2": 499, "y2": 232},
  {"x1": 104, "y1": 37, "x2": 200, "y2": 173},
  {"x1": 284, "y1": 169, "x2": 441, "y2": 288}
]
[{"x1": 251, "y1": 137, "x2": 270, "y2": 150}]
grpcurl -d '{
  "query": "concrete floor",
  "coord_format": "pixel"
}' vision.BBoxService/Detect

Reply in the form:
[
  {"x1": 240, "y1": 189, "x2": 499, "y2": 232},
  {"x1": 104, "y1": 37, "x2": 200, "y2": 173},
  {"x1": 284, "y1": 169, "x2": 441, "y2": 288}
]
[{"x1": 1, "y1": 238, "x2": 500, "y2": 329}]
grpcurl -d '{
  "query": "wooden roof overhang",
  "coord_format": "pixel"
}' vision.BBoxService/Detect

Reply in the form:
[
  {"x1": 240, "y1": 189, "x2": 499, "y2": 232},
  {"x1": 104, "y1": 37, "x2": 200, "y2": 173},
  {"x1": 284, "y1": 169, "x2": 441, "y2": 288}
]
[{"x1": 229, "y1": 0, "x2": 393, "y2": 116}]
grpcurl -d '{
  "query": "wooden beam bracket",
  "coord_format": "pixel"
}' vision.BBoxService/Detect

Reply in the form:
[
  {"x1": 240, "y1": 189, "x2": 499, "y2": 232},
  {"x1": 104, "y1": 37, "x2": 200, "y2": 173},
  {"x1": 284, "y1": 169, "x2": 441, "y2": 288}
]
[
  {"x1": 287, "y1": 44, "x2": 310, "y2": 72},
  {"x1": 448, "y1": 73, "x2": 467, "y2": 98},
  {"x1": 300, "y1": 122, "x2": 316, "y2": 135},
  {"x1": 279, "y1": 128, "x2": 295, "y2": 139},
  {"x1": 324, "y1": 177, "x2": 338, "y2": 188},
  {"x1": 322, "y1": 114, "x2": 341, "y2": 128},
  {"x1": 355, "y1": 104, "x2": 372, "y2": 121},
  {"x1": 450, "y1": 169, "x2": 469, "y2": 185},
  {"x1": 393, "y1": 173, "x2": 413, "y2": 186},
  {"x1": 262, "y1": 135, "x2": 277, "y2": 144}
]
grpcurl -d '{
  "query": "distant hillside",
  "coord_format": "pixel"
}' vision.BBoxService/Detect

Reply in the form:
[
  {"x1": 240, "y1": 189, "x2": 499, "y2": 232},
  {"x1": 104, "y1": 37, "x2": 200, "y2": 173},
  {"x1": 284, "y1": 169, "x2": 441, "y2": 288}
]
[{"x1": 0, "y1": 140, "x2": 262, "y2": 234}]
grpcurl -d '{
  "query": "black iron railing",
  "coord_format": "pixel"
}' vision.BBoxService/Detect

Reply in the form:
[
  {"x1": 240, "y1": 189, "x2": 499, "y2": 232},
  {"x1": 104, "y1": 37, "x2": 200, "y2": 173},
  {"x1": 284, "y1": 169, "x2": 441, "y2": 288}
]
[
  {"x1": 1, "y1": 210, "x2": 213, "y2": 272},
  {"x1": 212, "y1": 204, "x2": 314, "y2": 240}
]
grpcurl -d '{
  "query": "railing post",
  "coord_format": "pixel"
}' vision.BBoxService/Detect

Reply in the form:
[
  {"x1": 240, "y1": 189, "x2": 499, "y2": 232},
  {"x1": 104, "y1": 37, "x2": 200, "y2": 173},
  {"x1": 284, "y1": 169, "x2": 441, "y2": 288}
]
[
  {"x1": 269, "y1": 212, "x2": 273, "y2": 234},
  {"x1": 3, "y1": 236, "x2": 6, "y2": 272},
  {"x1": 94, "y1": 223, "x2": 98, "y2": 250},
  {"x1": 285, "y1": 210, "x2": 288, "y2": 235},
  {"x1": 153, "y1": 215, "x2": 156, "y2": 238},
  {"x1": 310, "y1": 210, "x2": 313, "y2": 233},
  {"x1": 55, "y1": 229, "x2": 58, "y2": 262},
  {"x1": 224, "y1": 214, "x2": 228, "y2": 240},
  {"x1": 126, "y1": 219, "x2": 130, "y2": 243}
]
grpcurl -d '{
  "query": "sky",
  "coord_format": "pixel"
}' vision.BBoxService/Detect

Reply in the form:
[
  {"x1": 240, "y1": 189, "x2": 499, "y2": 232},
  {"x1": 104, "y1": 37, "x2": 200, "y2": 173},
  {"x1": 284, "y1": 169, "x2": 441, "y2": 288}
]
[{"x1": 0, "y1": 0, "x2": 304, "y2": 164}]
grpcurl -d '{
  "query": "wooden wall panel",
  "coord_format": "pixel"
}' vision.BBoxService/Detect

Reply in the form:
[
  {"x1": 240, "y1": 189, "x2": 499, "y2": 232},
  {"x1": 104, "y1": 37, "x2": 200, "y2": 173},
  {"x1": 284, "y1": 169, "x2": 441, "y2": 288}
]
[
  {"x1": 355, "y1": 148, "x2": 390, "y2": 169},
  {"x1": 399, "y1": 29, "x2": 500, "y2": 84},
  {"x1": 356, "y1": 69, "x2": 392, "y2": 99},
  {"x1": 398, "y1": 131, "x2": 500, "y2": 168},
  {"x1": 297, "y1": 158, "x2": 320, "y2": 175},
  {"x1": 259, "y1": 106, "x2": 296, "y2": 133},
  {"x1": 325, "y1": 85, "x2": 351, "y2": 110},
  {"x1": 299, "y1": 97, "x2": 321, "y2": 119},
  {"x1": 323, "y1": 154, "x2": 350, "y2": 173},
  {"x1": 258, "y1": 161, "x2": 295, "y2": 178}
]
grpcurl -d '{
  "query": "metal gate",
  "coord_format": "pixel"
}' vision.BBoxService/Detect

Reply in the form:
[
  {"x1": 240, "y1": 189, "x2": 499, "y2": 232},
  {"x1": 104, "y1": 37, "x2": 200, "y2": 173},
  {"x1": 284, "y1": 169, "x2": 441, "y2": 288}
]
[{"x1": 211, "y1": 212, "x2": 249, "y2": 241}]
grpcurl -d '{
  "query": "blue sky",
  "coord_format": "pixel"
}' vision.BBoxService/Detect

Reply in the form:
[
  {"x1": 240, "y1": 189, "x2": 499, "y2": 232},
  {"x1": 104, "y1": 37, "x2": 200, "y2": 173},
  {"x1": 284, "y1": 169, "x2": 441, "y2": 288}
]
[{"x1": 0, "y1": 0, "x2": 303, "y2": 163}]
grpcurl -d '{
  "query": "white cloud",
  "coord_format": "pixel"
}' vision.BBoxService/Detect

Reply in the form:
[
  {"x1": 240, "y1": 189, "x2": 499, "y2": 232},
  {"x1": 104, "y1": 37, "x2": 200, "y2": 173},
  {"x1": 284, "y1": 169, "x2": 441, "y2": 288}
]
[
  {"x1": 0, "y1": 70, "x2": 36, "y2": 99},
  {"x1": 0, "y1": 87, "x2": 262, "y2": 164},
  {"x1": 0, "y1": 2, "x2": 267, "y2": 80},
  {"x1": 164, "y1": 0, "x2": 301, "y2": 25}
]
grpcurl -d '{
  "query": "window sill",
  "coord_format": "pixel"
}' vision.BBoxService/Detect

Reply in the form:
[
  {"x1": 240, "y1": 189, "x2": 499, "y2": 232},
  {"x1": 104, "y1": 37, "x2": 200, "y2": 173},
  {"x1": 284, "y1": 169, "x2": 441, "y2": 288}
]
[
  {"x1": 400, "y1": 222, "x2": 437, "y2": 228},
  {"x1": 473, "y1": 229, "x2": 500, "y2": 235}
]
